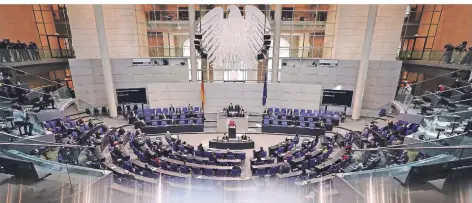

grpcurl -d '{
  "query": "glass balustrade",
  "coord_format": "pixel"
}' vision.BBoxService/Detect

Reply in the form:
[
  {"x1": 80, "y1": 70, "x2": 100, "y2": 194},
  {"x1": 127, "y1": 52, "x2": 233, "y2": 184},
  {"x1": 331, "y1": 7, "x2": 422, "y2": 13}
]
[{"x1": 0, "y1": 48, "x2": 74, "y2": 63}]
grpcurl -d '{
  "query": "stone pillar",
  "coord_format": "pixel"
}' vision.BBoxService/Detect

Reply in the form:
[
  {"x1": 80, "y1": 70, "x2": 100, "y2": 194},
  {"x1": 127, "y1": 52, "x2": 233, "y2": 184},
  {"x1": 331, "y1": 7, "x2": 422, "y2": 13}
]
[
  {"x1": 93, "y1": 5, "x2": 117, "y2": 117},
  {"x1": 351, "y1": 5, "x2": 378, "y2": 120},
  {"x1": 271, "y1": 5, "x2": 282, "y2": 83},
  {"x1": 189, "y1": 4, "x2": 198, "y2": 83}
]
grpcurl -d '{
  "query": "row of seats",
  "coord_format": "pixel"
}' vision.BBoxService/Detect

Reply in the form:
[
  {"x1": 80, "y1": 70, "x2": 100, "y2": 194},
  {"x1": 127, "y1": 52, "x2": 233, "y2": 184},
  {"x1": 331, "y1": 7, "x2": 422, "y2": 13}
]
[
  {"x1": 137, "y1": 107, "x2": 201, "y2": 116},
  {"x1": 143, "y1": 114, "x2": 203, "y2": 121},
  {"x1": 266, "y1": 108, "x2": 340, "y2": 117},
  {"x1": 264, "y1": 115, "x2": 340, "y2": 122},
  {"x1": 148, "y1": 119, "x2": 203, "y2": 126},
  {"x1": 262, "y1": 119, "x2": 334, "y2": 129}
]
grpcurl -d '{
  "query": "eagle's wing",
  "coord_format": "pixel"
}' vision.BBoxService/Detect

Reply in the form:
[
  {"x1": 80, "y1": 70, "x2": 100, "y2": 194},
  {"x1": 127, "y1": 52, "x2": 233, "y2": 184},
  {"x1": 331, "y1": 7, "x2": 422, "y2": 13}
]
[
  {"x1": 243, "y1": 5, "x2": 271, "y2": 67},
  {"x1": 198, "y1": 7, "x2": 224, "y2": 64}
]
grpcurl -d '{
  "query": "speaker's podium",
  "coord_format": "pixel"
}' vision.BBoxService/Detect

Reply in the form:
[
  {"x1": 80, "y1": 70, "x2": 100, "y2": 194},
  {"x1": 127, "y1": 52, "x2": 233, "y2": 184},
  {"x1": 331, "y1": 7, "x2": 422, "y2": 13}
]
[
  {"x1": 228, "y1": 125, "x2": 237, "y2": 138},
  {"x1": 216, "y1": 111, "x2": 249, "y2": 133}
]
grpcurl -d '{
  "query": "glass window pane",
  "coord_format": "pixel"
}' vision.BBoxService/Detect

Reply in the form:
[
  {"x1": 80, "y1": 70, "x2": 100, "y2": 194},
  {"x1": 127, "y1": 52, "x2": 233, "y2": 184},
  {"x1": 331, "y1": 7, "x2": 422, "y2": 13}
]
[
  {"x1": 425, "y1": 37, "x2": 434, "y2": 48},
  {"x1": 41, "y1": 11, "x2": 54, "y2": 23},
  {"x1": 428, "y1": 25, "x2": 437, "y2": 36},
  {"x1": 34, "y1": 11, "x2": 44, "y2": 23},
  {"x1": 37, "y1": 24, "x2": 46, "y2": 35},
  {"x1": 432, "y1": 12, "x2": 441, "y2": 24},
  {"x1": 40, "y1": 5, "x2": 52, "y2": 10}
]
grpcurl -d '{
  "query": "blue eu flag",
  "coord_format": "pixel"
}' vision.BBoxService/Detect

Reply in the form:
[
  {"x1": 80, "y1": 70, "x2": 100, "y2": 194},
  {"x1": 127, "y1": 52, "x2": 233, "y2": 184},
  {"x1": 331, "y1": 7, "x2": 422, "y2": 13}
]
[{"x1": 262, "y1": 71, "x2": 267, "y2": 106}]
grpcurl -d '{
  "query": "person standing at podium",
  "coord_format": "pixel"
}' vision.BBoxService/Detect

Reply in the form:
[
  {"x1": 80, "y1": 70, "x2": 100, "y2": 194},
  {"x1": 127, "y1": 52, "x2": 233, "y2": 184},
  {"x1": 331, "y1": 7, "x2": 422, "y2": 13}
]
[{"x1": 229, "y1": 120, "x2": 236, "y2": 127}]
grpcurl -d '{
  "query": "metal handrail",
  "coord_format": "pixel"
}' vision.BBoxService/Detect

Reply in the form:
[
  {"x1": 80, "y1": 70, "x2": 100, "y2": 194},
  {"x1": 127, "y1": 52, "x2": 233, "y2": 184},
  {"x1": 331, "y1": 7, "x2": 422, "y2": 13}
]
[{"x1": 352, "y1": 145, "x2": 472, "y2": 151}]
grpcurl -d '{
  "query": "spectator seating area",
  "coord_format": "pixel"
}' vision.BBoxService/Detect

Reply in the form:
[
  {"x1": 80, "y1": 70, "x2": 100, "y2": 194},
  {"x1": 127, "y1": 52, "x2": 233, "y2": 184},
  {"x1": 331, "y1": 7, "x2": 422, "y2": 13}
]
[{"x1": 263, "y1": 108, "x2": 341, "y2": 130}]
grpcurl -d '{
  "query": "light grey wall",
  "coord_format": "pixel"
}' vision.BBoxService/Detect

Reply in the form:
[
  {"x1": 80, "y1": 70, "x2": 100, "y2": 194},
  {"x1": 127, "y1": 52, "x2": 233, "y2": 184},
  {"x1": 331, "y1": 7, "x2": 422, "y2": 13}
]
[
  {"x1": 147, "y1": 83, "x2": 200, "y2": 108},
  {"x1": 146, "y1": 83, "x2": 322, "y2": 113},
  {"x1": 69, "y1": 57, "x2": 400, "y2": 114},
  {"x1": 363, "y1": 60, "x2": 402, "y2": 110},
  {"x1": 69, "y1": 58, "x2": 189, "y2": 109},
  {"x1": 280, "y1": 59, "x2": 402, "y2": 112}
]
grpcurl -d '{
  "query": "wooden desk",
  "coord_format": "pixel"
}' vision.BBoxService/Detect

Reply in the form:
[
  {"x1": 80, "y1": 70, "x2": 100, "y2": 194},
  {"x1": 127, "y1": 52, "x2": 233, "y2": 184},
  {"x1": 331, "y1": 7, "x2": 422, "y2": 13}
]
[
  {"x1": 176, "y1": 152, "x2": 240, "y2": 164},
  {"x1": 251, "y1": 162, "x2": 285, "y2": 169},
  {"x1": 104, "y1": 161, "x2": 157, "y2": 183},
  {"x1": 295, "y1": 174, "x2": 335, "y2": 186},
  {"x1": 276, "y1": 169, "x2": 307, "y2": 179},
  {"x1": 131, "y1": 159, "x2": 191, "y2": 178},
  {"x1": 104, "y1": 162, "x2": 129, "y2": 175},
  {"x1": 163, "y1": 157, "x2": 233, "y2": 170},
  {"x1": 194, "y1": 175, "x2": 251, "y2": 181}
]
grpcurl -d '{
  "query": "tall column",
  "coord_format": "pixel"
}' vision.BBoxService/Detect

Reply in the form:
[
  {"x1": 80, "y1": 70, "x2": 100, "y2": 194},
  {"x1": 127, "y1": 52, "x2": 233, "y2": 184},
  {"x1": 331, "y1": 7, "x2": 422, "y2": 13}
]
[
  {"x1": 351, "y1": 5, "x2": 378, "y2": 120},
  {"x1": 271, "y1": 4, "x2": 282, "y2": 83},
  {"x1": 189, "y1": 4, "x2": 198, "y2": 83},
  {"x1": 93, "y1": 5, "x2": 117, "y2": 117}
]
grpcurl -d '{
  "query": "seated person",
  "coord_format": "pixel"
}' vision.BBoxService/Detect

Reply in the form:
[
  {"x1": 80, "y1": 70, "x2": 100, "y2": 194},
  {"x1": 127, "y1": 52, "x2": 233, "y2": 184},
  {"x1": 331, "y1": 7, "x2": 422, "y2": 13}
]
[
  {"x1": 176, "y1": 107, "x2": 182, "y2": 114},
  {"x1": 279, "y1": 160, "x2": 291, "y2": 173},
  {"x1": 209, "y1": 152, "x2": 217, "y2": 163},
  {"x1": 228, "y1": 103, "x2": 234, "y2": 111},
  {"x1": 87, "y1": 120, "x2": 94, "y2": 129},
  {"x1": 118, "y1": 127, "x2": 126, "y2": 136},
  {"x1": 235, "y1": 104, "x2": 240, "y2": 112},
  {"x1": 169, "y1": 104, "x2": 175, "y2": 113},
  {"x1": 241, "y1": 133, "x2": 248, "y2": 140},
  {"x1": 263, "y1": 108, "x2": 268, "y2": 114},
  {"x1": 77, "y1": 118, "x2": 85, "y2": 126},
  {"x1": 239, "y1": 107, "x2": 245, "y2": 117},
  {"x1": 197, "y1": 143, "x2": 204, "y2": 154},
  {"x1": 224, "y1": 148, "x2": 233, "y2": 158},
  {"x1": 287, "y1": 108, "x2": 293, "y2": 116},
  {"x1": 222, "y1": 134, "x2": 229, "y2": 140},
  {"x1": 42, "y1": 90, "x2": 55, "y2": 109},
  {"x1": 284, "y1": 151, "x2": 293, "y2": 160},
  {"x1": 12, "y1": 104, "x2": 33, "y2": 136}
]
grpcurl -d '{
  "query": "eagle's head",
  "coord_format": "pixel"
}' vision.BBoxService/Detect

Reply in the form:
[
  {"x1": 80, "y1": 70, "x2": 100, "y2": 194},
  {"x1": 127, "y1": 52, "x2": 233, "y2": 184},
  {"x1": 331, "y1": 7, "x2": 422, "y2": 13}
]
[{"x1": 227, "y1": 5, "x2": 242, "y2": 18}]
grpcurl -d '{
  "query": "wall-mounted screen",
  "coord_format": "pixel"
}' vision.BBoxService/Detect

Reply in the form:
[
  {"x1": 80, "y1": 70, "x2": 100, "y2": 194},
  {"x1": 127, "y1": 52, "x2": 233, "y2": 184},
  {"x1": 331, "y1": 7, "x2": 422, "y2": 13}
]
[
  {"x1": 116, "y1": 88, "x2": 147, "y2": 104},
  {"x1": 322, "y1": 89, "x2": 353, "y2": 107}
]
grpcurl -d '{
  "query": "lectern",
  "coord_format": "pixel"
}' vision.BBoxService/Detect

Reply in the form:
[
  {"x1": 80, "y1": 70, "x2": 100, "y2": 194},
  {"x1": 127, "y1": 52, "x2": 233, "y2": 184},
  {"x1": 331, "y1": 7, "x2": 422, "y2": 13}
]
[{"x1": 228, "y1": 120, "x2": 236, "y2": 139}]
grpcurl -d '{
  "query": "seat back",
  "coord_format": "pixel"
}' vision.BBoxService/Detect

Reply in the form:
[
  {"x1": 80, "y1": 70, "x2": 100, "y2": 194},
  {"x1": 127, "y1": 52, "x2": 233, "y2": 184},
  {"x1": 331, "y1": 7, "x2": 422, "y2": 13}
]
[
  {"x1": 204, "y1": 168, "x2": 214, "y2": 176},
  {"x1": 263, "y1": 119, "x2": 270, "y2": 125}
]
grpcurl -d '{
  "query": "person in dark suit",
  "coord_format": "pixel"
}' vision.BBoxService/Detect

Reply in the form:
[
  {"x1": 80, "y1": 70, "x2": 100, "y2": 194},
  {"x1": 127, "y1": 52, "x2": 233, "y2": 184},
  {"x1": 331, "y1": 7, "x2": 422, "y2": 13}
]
[
  {"x1": 118, "y1": 127, "x2": 126, "y2": 136},
  {"x1": 287, "y1": 108, "x2": 293, "y2": 116},
  {"x1": 197, "y1": 143, "x2": 204, "y2": 154},
  {"x1": 241, "y1": 133, "x2": 248, "y2": 140},
  {"x1": 278, "y1": 160, "x2": 291, "y2": 173},
  {"x1": 224, "y1": 148, "x2": 233, "y2": 159},
  {"x1": 169, "y1": 104, "x2": 175, "y2": 113},
  {"x1": 188, "y1": 104, "x2": 193, "y2": 112},
  {"x1": 235, "y1": 104, "x2": 240, "y2": 112},
  {"x1": 176, "y1": 107, "x2": 181, "y2": 114},
  {"x1": 209, "y1": 152, "x2": 217, "y2": 163},
  {"x1": 228, "y1": 103, "x2": 234, "y2": 111},
  {"x1": 42, "y1": 90, "x2": 55, "y2": 109},
  {"x1": 263, "y1": 108, "x2": 268, "y2": 114}
]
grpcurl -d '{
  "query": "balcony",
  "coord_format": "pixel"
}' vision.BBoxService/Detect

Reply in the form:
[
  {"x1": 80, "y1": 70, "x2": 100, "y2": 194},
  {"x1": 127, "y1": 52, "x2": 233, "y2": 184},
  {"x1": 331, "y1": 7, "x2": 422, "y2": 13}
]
[{"x1": 0, "y1": 48, "x2": 74, "y2": 67}]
